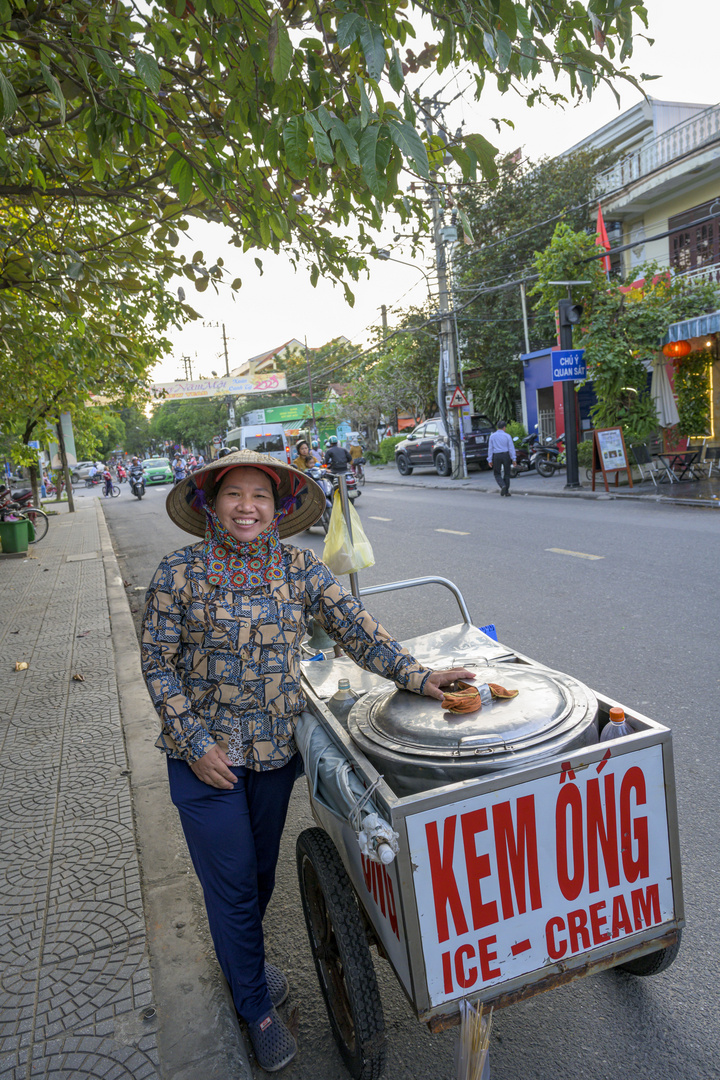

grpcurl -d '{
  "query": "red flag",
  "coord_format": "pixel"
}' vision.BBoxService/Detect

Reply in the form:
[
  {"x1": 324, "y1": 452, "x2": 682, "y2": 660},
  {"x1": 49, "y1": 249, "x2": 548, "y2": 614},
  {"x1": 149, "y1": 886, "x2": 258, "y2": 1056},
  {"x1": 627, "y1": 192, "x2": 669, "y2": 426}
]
[{"x1": 596, "y1": 204, "x2": 611, "y2": 274}]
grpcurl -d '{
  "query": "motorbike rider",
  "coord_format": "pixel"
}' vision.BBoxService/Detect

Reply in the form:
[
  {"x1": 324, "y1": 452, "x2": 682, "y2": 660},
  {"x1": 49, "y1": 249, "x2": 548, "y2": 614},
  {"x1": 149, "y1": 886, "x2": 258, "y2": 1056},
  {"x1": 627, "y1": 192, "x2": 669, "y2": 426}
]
[
  {"x1": 172, "y1": 454, "x2": 187, "y2": 485},
  {"x1": 323, "y1": 435, "x2": 352, "y2": 474},
  {"x1": 293, "y1": 440, "x2": 319, "y2": 472},
  {"x1": 129, "y1": 456, "x2": 145, "y2": 492}
]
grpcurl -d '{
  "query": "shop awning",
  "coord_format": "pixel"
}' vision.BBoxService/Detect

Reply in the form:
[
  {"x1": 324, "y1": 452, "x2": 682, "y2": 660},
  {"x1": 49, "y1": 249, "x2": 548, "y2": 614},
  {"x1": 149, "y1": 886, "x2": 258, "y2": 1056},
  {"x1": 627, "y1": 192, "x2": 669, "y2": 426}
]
[{"x1": 662, "y1": 310, "x2": 720, "y2": 343}]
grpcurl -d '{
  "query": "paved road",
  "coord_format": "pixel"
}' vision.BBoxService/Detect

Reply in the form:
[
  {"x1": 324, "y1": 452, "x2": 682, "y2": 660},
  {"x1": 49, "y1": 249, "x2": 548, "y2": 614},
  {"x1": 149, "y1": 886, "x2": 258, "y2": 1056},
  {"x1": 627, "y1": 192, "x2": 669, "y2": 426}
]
[{"x1": 101, "y1": 480, "x2": 720, "y2": 1080}]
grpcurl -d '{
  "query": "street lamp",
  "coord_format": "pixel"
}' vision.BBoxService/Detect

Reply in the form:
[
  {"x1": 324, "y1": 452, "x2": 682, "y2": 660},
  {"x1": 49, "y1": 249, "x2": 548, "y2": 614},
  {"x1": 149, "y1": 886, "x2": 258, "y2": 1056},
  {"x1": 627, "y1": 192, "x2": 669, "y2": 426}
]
[{"x1": 376, "y1": 249, "x2": 434, "y2": 300}]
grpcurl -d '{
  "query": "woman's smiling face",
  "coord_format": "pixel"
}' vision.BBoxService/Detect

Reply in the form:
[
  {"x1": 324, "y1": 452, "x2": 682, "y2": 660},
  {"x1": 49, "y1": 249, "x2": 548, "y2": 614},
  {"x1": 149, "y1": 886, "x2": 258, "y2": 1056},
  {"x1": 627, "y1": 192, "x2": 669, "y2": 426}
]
[{"x1": 215, "y1": 467, "x2": 275, "y2": 543}]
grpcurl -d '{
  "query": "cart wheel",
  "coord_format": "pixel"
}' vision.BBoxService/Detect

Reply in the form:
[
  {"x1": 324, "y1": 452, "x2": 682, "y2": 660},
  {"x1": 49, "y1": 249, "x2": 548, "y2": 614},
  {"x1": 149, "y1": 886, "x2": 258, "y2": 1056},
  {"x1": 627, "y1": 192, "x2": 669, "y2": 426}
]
[
  {"x1": 615, "y1": 930, "x2": 682, "y2": 977},
  {"x1": 296, "y1": 828, "x2": 386, "y2": 1080}
]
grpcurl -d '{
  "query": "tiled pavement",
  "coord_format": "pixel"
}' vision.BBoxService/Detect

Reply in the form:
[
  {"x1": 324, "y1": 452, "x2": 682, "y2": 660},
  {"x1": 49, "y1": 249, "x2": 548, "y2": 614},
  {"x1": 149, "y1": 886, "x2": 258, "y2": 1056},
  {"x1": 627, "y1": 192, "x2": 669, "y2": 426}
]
[{"x1": 0, "y1": 503, "x2": 159, "y2": 1079}]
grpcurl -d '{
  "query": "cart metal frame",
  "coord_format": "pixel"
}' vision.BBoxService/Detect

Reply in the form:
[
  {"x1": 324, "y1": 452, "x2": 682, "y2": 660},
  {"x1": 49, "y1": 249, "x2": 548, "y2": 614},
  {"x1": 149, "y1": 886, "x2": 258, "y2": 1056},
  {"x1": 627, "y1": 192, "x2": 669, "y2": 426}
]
[{"x1": 298, "y1": 576, "x2": 684, "y2": 1045}]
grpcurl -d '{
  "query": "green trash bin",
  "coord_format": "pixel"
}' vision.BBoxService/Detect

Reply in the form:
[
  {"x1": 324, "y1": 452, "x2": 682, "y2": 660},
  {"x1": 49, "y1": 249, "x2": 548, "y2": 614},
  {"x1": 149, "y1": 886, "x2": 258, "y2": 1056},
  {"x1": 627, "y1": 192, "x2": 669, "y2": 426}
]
[{"x1": 0, "y1": 518, "x2": 30, "y2": 553}]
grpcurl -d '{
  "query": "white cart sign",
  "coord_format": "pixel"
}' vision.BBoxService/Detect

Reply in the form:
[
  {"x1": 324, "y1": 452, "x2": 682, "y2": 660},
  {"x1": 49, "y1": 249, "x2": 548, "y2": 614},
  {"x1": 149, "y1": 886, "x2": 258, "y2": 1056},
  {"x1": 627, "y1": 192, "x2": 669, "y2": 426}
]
[{"x1": 406, "y1": 744, "x2": 674, "y2": 1007}]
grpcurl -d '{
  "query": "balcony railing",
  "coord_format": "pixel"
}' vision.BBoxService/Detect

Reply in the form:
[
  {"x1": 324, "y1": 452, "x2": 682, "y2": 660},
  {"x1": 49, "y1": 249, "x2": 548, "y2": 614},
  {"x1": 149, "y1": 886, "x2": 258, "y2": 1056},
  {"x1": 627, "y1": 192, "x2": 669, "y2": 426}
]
[
  {"x1": 675, "y1": 259, "x2": 720, "y2": 288},
  {"x1": 598, "y1": 102, "x2": 720, "y2": 194}
]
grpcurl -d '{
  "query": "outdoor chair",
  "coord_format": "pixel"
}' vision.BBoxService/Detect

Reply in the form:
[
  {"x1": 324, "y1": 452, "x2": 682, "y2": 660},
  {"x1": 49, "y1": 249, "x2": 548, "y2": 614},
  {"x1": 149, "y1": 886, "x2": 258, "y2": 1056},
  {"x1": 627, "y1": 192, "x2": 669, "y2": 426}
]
[
  {"x1": 631, "y1": 444, "x2": 676, "y2": 488},
  {"x1": 704, "y1": 446, "x2": 720, "y2": 478}
]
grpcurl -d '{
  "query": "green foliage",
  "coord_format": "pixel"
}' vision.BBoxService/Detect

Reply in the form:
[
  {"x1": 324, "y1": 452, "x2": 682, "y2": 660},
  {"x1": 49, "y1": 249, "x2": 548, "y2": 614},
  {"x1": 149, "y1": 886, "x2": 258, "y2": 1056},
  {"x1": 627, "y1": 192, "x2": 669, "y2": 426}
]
[
  {"x1": 505, "y1": 421, "x2": 527, "y2": 441},
  {"x1": 674, "y1": 351, "x2": 713, "y2": 437},
  {"x1": 376, "y1": 436, "x2": 406, "y2": 463},
  {"x1": 577, "y1": 439, "x2": 594, "y2": 468},
  {"x1": 0, "y1": 0, "x2": 651, "y2": 309},
  {"x1": 73, "y1": 407, "x2": 127, "y2": 461},
  {"x1": 119, "y1": 406, "x2": 152, "y2": 456},
  {"x1": 455, "y1": 151, "x2": 616, "y2": 418},
  {"x1": 149, "y1": 398, "x2": 230, "y2": 451},
  {"x1": 533, "y1": 225, "x2": 718, "y2": 446}
]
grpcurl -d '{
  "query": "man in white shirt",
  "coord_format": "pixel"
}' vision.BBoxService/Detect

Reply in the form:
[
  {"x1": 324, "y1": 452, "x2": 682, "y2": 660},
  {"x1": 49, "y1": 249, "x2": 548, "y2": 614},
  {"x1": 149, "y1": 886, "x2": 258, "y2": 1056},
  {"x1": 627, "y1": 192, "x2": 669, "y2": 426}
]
[{"x1": 487, "y1": 420, "x2": 517, "y2": 496}]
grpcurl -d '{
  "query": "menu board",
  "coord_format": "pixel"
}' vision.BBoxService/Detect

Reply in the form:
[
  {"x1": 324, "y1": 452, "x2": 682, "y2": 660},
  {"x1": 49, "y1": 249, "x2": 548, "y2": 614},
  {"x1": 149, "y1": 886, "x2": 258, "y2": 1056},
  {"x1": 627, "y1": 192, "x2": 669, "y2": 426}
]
[
  {"x1": 596, "y1": 428, "x2": 627, "y2": 470},
  {"x1": 591, "y1": 427, "x2": 633, "y2": 492}
]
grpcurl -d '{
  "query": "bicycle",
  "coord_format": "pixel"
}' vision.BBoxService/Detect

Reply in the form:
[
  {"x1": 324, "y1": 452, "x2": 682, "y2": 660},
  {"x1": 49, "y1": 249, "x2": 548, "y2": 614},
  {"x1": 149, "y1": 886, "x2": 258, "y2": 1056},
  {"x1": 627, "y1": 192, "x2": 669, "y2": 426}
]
[
  {"x1": 103, "y1": 485, "x2": 121, "y2": 498},
  {"x1": 18, "y1": 506, "x2": 49, "y2": 543},
  {"x1": 352, "y1": 457, "x2": 366, "y2": 487}
]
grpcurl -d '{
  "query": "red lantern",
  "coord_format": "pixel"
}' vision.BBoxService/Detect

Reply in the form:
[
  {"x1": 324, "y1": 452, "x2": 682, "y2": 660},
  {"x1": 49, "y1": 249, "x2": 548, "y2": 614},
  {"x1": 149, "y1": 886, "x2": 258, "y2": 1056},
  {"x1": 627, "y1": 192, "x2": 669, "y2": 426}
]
[{"x1": 662, "y1": 339, "x2": 692, "y2": 359}]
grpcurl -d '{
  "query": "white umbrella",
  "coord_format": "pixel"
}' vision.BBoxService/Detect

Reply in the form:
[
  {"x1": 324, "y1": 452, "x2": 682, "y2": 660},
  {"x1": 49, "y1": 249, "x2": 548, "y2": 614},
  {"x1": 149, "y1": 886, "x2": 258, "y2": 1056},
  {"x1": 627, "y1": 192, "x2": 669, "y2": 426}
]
[{"x1": 651, "y1": 357, "x2": 680, "y2": 428}]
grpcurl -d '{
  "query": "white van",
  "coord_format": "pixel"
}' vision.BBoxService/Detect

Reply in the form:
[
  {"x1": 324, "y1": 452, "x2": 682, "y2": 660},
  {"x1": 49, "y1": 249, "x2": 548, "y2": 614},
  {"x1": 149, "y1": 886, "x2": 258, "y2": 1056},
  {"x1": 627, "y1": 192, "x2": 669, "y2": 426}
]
[{"x1": 225, "y1": 424, "x2": 292, "y2": 463}]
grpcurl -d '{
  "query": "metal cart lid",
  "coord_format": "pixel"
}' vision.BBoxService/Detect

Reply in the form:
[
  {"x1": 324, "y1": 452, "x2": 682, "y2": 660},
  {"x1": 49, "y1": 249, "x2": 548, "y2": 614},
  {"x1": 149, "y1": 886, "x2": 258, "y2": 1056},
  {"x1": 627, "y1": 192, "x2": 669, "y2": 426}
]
[
  {"x1": 302, "y1": 623, "x2": 514, "y2": 701},
  {"x1": 350, "y1": 666, "x2": 597, "y2": 759}
]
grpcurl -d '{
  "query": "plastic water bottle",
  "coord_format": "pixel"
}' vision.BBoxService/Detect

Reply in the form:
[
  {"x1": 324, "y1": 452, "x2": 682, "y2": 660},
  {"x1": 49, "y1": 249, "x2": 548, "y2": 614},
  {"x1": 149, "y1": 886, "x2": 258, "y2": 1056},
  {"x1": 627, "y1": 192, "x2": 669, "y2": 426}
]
[
  {"x1": 328, "y1": 678, "x2": 358, "y2": 729},
  {"x1": 600, "y1": 706, "x2": 634, "y2": 742}
]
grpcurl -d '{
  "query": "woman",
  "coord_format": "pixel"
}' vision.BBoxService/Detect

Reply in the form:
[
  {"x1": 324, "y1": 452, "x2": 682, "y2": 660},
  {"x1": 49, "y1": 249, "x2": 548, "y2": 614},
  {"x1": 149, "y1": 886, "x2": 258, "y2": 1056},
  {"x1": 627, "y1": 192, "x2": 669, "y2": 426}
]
[
  {"x1": 292, "y1": 439, "x2": 318, "y2": 472},
  {"x1": 141, "y1": 449, "x2": 473, "y2": 1072}
]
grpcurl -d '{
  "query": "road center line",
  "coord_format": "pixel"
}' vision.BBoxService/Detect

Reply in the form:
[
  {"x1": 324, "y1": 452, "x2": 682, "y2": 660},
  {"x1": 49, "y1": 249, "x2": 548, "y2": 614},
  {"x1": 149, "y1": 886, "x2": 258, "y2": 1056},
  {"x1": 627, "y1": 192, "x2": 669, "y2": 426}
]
[
  {"x1": 436, "y1": 528, "x2": 470, "y2": 536},
  {"x1": 368, "y1": 516, "x2": 393, "y2": 521},
  {"x1": 547, "y1": 547, "x2": 604, "y2": 561}
]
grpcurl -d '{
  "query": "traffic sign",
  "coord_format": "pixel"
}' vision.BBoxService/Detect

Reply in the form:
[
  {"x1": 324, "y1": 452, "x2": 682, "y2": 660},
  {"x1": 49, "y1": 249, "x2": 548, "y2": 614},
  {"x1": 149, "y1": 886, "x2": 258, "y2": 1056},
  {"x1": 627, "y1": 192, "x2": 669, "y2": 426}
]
[
  {"x1": 552, "y1": 349, "x2": 586, "y2": 382},
  {"x1": 212, "y1": 435, "x2": 223, "y2": 446},
  {"x1": 28, "y1": 440, "x2": 40, "y2": 449},
  {"x1": 448, "y1": 386, "x2": 469, "y2": 408}
]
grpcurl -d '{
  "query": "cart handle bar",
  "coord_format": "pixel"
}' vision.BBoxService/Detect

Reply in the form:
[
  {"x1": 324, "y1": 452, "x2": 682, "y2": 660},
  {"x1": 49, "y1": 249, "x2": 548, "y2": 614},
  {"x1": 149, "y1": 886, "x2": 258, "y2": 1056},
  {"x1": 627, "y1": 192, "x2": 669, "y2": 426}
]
[{"x1": 358, "y1": 576, "x2": 472, "y2": 626}]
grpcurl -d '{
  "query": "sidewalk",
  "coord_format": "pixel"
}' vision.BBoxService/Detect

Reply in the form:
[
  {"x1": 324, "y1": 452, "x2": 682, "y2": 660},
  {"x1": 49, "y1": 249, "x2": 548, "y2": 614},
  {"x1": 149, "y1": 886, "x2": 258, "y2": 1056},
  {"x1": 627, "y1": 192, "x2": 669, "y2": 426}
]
[
  {"x1": 365, "y1": 462, "x2": 720, "y2": 506},
  {"x1": 0, "y1": 500, "x2": 250, "y2": 1080}
]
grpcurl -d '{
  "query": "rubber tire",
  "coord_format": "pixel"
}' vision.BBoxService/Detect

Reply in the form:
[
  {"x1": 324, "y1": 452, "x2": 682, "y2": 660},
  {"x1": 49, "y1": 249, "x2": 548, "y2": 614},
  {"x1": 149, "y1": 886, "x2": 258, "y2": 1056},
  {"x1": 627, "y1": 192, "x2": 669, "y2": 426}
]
[
  {"x1": 395, "y1": 454, "x2": 413, "y2": 476},
  {"x1": 296, "y1": 828, "x2": 386, "y2": 1080},
  {"x1": 615, "y1": 931, "x2": 682, "y2": 977},
  {"x1": 134, "y1": 485, "x2": 144, "y2": 500},
  {"x1": 509, "y1": 464, "x2": 518, "y2": 479},
  {"x1": 536, "y1": 457, "x2": 555, "y2": 478},
  {"x1": 355, "y1": 465, "x2": 365, "y2": 488},
  {"x1": 21, "y1": 508, "x2": 48, "y2": 543},
  {"x1": 110, "y1": 484, "x2": 120, "y2": 497},
  {"x1": 434, "y1": 450, "x2": 451, "y2": 477},
  {"x1": 71, "y1": 473, "x2": 80, "y2": 485}
]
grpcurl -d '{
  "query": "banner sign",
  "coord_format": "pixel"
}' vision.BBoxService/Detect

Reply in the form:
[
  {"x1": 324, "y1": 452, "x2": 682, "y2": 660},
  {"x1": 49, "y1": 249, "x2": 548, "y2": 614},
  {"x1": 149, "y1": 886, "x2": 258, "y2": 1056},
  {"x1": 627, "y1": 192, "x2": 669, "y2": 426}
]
[
  {"x1": 149, "y1": 373, "x2": 287, "y2": 401},
  {"x1": 552, "y1": 350, "x2": 586, "y2": 382},
  {"x1": 406, "y1": 744, "x2": 674, "y2": 1007}
]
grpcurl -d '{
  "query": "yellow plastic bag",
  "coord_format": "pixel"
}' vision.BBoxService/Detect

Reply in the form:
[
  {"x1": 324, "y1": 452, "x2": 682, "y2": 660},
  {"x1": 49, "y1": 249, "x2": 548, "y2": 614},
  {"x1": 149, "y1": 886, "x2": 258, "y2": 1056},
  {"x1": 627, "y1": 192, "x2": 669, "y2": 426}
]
[{"x1": 323, "y1": 492, "x2": 375, "y2": 576}]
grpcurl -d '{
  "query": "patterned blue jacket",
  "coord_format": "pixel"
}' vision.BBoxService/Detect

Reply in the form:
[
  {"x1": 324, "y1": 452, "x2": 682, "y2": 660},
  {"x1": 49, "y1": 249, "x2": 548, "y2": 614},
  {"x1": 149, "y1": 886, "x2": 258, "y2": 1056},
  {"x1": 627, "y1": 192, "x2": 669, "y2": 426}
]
[{"x1": 141, "y1": 542, "x2": 431, "y2": 770}]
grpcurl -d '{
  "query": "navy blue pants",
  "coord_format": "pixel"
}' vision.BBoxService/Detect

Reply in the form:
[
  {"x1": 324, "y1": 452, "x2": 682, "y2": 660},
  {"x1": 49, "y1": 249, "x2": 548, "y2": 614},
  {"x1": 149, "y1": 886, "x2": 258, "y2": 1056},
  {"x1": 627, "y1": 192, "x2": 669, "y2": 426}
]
[{"x1": 167, "y1": 755, "x2": 299, "y2": 1023}]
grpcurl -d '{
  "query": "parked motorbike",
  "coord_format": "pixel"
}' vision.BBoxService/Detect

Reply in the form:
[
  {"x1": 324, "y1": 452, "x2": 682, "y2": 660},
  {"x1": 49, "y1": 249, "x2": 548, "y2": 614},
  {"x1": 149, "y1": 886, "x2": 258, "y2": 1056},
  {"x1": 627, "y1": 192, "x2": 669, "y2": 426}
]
[
  {"x1": 129, "y1": 470, "x2": 145, "y2": 500},
  {"x1": 509, "y1": 434, "x2": 539, "y2": 478},
  {"x1": 533, "y1": 435, "x2": 566, "y2": 477},
  {"x1": 84, "y1": 474, "x2": 103, "y2": 487},
  {"x1": 306, "y1": 465, "x2": 334, "y2": 534}
]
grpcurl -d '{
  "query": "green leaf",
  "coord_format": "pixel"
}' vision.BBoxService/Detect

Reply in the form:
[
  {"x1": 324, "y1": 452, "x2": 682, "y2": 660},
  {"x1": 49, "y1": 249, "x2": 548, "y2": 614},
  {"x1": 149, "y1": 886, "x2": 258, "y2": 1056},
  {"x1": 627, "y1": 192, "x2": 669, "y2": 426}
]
[
  {"x1": 173, "y1": 157, "x2": 195, "y2": 203},
  {"x1": 358, "y1": 19, "x2": 386, "y2": 82},
  {"x1": 135, "y1": 50, "x2": 161, "y2": 95},
  {"x1": 306, "y1": 112, "x2": 334, "y2": 164},
  {"x1": 0, "y1": 72, "x2": 18, "y2": 122},
  {"x1": 93, "y1": 47, "x2": 120, "y2": 87},
  {"x1": 269, "y1": 13, "x2": 293, "y2": 83},
  {"x1": 463, "y1": 132, "x2": 499, "y2": 183},
  {"x1": 41, "y1": 63, "x2": 66, "y2": 123},
  {"x1": 447, "y1": 145, "x2": 474, "y2": 180},
  {"x1": 358, "y1": 125, "x2": 385, "y2": 199},
  {"x1": 457, "y1": 207, "x2": 475, "y2": 245},
  {"x1": 337, "y1": 13, "x2": 363, "y2": 48},
  {"x1": 282, "y1": 116, "x2": 308, "y2": 177},
  {"x1": 329, "y1": 118, "x2": 360, "y2": 167},
  {"x1": 495, "y1": 30, "x2": 512, "y2": 72},
  {"x1": 310, "y1": 263, "x2": 319, "y2": 288},
  {"x1": 388, "y1": 48, "x2": 404, "y2": 94},
  {"x1": 357, "y1": 77, "x2": 372, "y2": 128},
  {"x1": 403, "y1": 90, "x2": 415, "y2": 124},
  {"x1": 388, "y1": 121, "x2": 429, "y2": 178},
  {"x1": 231, "y1": 277, "x2": 242, "y2": 289}
]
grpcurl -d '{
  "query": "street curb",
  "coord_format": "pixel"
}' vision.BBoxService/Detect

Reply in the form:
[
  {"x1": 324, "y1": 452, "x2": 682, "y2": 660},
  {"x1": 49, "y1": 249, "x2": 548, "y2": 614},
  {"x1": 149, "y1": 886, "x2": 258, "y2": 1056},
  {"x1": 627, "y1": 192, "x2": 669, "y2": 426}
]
[
  {"x1": 364, "y1": 470, "x2": 720, "y2": 509},
  {"x1": 96, "y1": 501, "x2": 253, "y2": 1080}
]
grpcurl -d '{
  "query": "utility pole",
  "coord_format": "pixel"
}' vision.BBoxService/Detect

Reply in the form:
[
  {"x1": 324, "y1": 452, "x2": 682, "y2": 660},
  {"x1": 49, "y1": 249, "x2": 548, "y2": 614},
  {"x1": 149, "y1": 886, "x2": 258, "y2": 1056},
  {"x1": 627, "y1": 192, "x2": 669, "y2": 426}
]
[
  {"x1": 221, "y1": 322, "x2": 235, "y2": 429},
  {"x1": 423, "y1": 97, "x2": 466, "y2": 479},
  {"x1": 380, "y1": 304, "x2": 398, "y2": 434},
  {"x1": 305, "y1": 337, "x2": 317, "y2": 439}
]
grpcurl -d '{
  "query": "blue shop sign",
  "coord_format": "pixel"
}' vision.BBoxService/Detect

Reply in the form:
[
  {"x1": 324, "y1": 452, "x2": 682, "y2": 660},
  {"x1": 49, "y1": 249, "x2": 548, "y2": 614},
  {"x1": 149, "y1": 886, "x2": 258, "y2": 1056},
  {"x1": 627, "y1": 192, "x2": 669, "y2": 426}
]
[{"x1": 552, "y1": 349, "x2": 586, "y2": 382}]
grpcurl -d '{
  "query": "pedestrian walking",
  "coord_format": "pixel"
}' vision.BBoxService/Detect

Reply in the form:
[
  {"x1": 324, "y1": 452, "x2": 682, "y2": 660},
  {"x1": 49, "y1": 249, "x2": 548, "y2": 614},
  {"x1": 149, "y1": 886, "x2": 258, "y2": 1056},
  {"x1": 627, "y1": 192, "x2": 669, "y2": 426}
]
[
  {"x1": 140, "y1": 450, "x2": 474, "y2": 1073},
  {"x1": 487, "y1": 420, "x2": 516, "y2": 496}
]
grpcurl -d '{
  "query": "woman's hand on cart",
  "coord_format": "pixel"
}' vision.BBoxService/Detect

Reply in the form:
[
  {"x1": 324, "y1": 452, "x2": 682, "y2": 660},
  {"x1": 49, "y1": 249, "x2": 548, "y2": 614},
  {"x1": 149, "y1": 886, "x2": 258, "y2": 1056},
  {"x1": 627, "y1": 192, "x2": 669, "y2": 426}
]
[
  {"x1": 422, "y1": 668, "x2": 477, "y2": 701},
  {"x1": 190, "y1": 745, "x2": 238, "y2": 789}
]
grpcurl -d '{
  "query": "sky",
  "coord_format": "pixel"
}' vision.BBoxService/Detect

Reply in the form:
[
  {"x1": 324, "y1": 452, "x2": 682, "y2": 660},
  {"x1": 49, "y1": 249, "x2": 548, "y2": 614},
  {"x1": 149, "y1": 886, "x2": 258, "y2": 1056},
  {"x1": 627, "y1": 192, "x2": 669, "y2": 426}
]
[{"x1": 155, "y1": 0, "x2": 720, "y2": 385}]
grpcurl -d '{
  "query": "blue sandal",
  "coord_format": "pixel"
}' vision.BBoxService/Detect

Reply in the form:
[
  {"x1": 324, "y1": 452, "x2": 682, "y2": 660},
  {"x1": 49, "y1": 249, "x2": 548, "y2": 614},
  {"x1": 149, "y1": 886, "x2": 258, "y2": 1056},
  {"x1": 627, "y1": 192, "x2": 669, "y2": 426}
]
[
  {"x1": 265, "y1": 961, "x2": 289, "y2": 1007},
  {"x1": 248, "y1": 1007, "x2": 297, "y2": 1072}
]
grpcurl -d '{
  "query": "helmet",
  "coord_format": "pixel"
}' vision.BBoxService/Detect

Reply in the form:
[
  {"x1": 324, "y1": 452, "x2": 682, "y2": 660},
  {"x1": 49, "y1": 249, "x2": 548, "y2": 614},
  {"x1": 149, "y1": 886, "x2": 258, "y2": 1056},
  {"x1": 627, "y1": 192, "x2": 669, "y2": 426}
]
[
  {"x1": 311, "y1": 440, "x2": 319, "y2": 450},
  {"x1": 327, "y1": 435, "x2": 338, "y2": 446}
]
